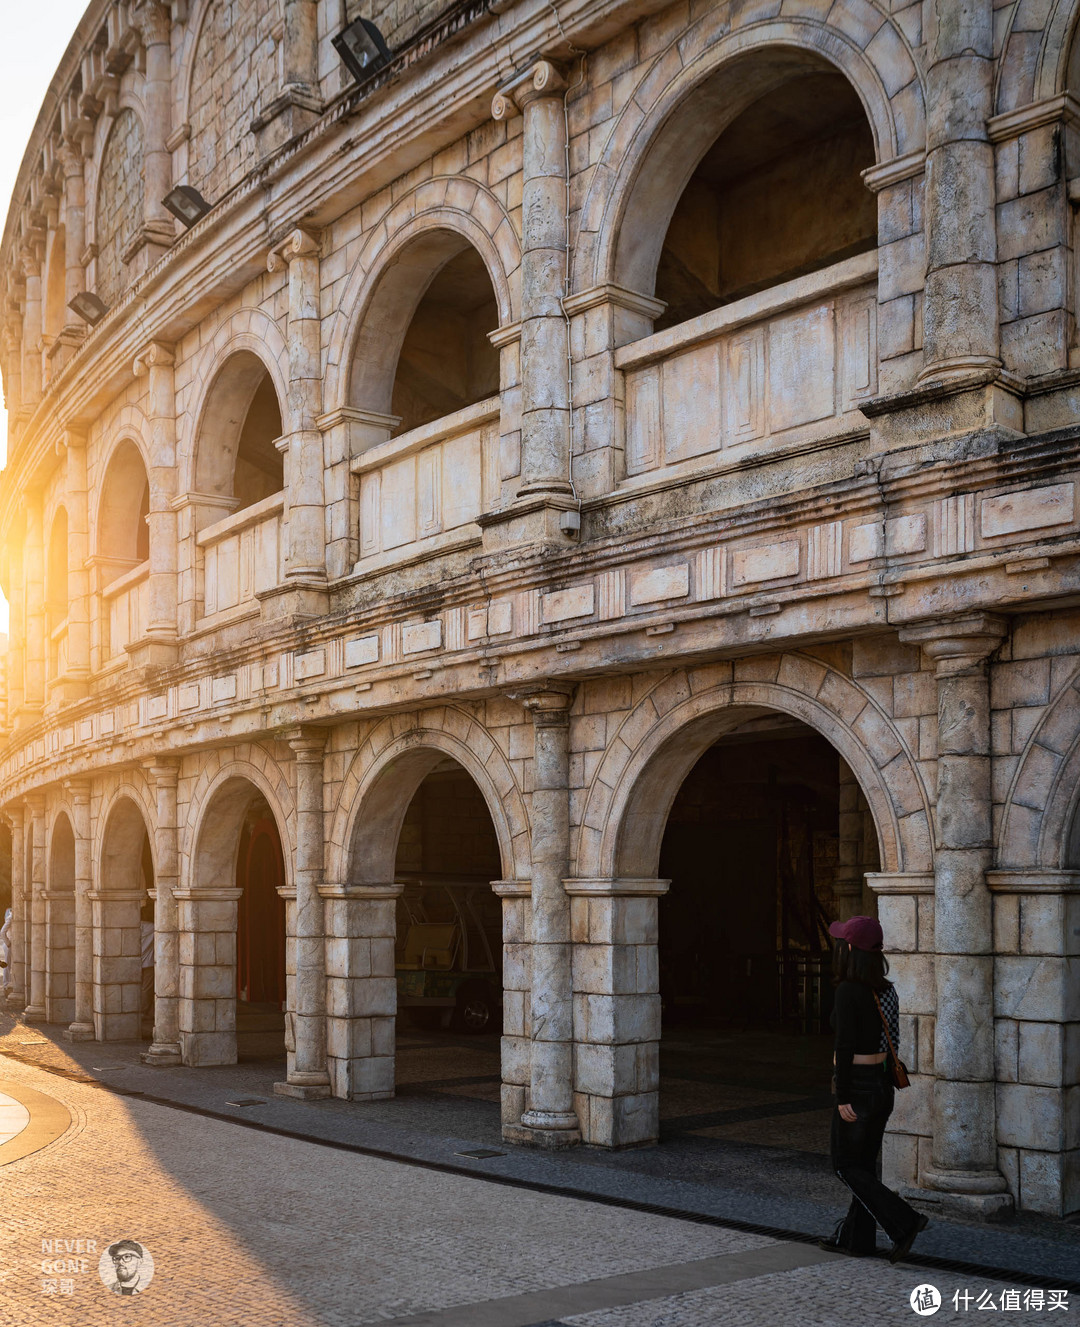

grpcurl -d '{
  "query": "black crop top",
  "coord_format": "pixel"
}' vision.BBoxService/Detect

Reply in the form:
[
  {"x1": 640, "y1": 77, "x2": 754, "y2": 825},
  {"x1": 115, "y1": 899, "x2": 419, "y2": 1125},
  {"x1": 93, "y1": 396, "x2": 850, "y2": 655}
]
[{"x1": 831, "y1": 979, "x2": 900, "y2": 1105}]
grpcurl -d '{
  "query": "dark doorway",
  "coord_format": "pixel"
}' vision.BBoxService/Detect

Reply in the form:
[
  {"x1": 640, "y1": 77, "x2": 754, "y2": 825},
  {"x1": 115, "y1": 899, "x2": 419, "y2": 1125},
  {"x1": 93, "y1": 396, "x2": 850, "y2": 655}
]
[{"x1": 235, "y1": 807, "x2": 287, "y2": 1057}]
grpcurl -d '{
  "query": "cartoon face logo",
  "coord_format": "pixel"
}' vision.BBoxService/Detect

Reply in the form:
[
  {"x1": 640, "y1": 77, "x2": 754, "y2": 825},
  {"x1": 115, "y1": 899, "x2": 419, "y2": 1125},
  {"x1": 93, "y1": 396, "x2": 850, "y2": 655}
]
[{"x1": 98, "y1": 1241, "x2": 155, "y2": 1295}]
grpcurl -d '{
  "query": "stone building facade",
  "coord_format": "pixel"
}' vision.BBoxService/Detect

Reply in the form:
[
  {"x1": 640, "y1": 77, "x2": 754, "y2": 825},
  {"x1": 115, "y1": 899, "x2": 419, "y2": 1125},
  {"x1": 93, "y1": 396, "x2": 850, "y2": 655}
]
[{"x1": 0, "y1": 0, "x2": 1078, "y2": 1219}]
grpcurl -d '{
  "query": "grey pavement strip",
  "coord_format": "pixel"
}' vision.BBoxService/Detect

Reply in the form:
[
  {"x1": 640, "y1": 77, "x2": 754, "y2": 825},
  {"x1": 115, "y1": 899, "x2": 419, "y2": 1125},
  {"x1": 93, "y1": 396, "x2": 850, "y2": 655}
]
[{"x1": 372, "y1": 1243, "x2": 832, "y2": 1327}]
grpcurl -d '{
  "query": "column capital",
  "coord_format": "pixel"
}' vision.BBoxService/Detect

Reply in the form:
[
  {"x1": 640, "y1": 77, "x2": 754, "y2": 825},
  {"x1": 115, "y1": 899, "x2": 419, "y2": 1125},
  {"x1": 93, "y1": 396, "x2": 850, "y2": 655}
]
[
  {"x1": 897, "y1": 614, "x2": 1007, "y2": 675},
  {"x1": 134, "y1": 1, "x2": 172, "y2": 47},
  {"x1": 133, "y1": 340, "x2": 175, "y2": 376},
  {"x1": 492, "y1": 60, "x2": 567, "y2": 120},
  {"x1": 509, "y1": 682, "x2": 576, "y2": 723},
  {"x1": 267, "y1": 227, "x2": 321, "y2": 273},
  {"x1": 143, "y1": 757, "x2": 179, "y2": 788},
  {"x1": 283, "y1": 725, "x2": 327, "y2": 760},
  {"x1": 23, "y1": 793, "x2": 46, "y2": 819},
  {"x1": 62, "y1": 776, "x2": 91, "y2": 804}
]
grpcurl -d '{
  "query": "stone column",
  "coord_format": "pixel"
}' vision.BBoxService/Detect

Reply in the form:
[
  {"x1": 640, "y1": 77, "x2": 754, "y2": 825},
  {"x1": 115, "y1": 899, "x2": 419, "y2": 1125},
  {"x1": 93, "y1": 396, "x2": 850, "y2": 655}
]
[
  {"x1": 23, "y1": 798, "x2": 47, "y2": 1023},
  {"x1": 493, "y1": 880, "x2": 532, "y2": 1133},
  {"x1": 252, "y1": 0, "x2": 321, "y2": 152},
  {"x1": 20, "y1": 251, "x2": 42, "y2": 408},
  {"x1": 5, "y1": 809, "x2": 26, "y2": 1006},
  {"x1": 175, "y1": 887, "x2": 241, "y2": 1065},
  {"x1": 63, "y1": 431, "x2": 91, "y2": 691},
  {"x1": 492, "y1": 62, "x2": 579, "y2": 535},
  {"x1": 510, "y1": 686, "x2": 579, "y2": 1146},
  {"x1": 565, "y1": 877, "x2": 669, "y2": 1147},
  {"x1": 920, "y1": 0, "x2": 998, "y2": 380},
  {"x1": 142, "y1": 760, "x2": 182, "y2": 1064},
  {"x1": 266, "y1": 230, "x2": 327, "y2": 614},
  {"x1": 133, "y1": 342, "x2": 179, "y2": 665},
  {"x1": 321, "y1": 882, "x2": 401, "y2": 1101},
  {"x1": 133, "y1": 2, "x2": 174, "y2": 268},
  {"x1": 90, "y1": 888, "x2": 143, "y2": 1041},
  {"x1": 23, "y1": 494, "x2": 45, "y2": 713},
  {"x1": 43, "y1": 886, "x2": 76, "y2": 1025},
  {"x1": 64, "y1": 781, "x2": 95, "y2": 1040},
  {"x1": 56, "y1": 144, "x2": 87, "y2": 368},
  {"x1": 899, "y1": 613, "x2": 1012, "y2": 1216},
  {"x1": 274, "y1": 729, "x2": 331, "y2": 1099}
]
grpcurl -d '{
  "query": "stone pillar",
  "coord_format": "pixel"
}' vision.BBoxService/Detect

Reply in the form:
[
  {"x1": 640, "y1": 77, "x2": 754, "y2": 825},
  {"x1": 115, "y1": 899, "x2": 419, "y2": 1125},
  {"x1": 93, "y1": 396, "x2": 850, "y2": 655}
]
[
  {"x1": 23, "y1": 798, "x2": 46, "y2": 1023},
  {"x1": 491, "y1": 62, "x2": 580, "y2": 542},
  {"x1": 63, "y1": 432, "x2": 90, "y2": 691},
  {"x1": 252, "y1": 0, "x2": 321, "y2": 152},
  {"x1": 55, "y1": 145, "x2": 87, "y2": 369},
  {"x1": 90, "y1": 889, "x2": 143, "y2": 1041},
  {"x1": 509, "y1": 685, "x2": 579, "y2": 1146},
  {"x1": 493, "y1": 880, "x2": 532, "y2": 1132},
  {"x1": 64, "y1": 781, "x2": 94, "y2": 1041},
  {"x1": 175, "y1": 887, "x2": 240, "y2": 1065},
  {"x1": 142, "y1": 760, "x2": 181, "y2": 1064},
  {"x1": 565, "y1": 877, "x2": 668, "y2": 1147},
  {"x1": 274, "y1": 728, "x2": 331, "y2": 1099},
  {"x1": 920, "y1": 0, "x2": 998, "y2": 380},
  {"x1": 132, "y1": 342, "x2": 179, "y2": 665},
  {"x1": 43, "y1": 887, "x2": 76, "y2": 1025},
  {"x1": 20, "y1": 251, "x2": 42, "y2": 408},
  {"x1": 5, "y1": 809, "x2": 26, "y2": 1006},
  {"x1": 132, "y1": 2, "x2": 174, "y2": 269},
  {"x1": 899, "y1": 613, "x2": 1012, "y2": 1216},
  {"x1": 266, "y1": 230, "x2": 327, "y2": 614},
  {"x1": 23, "y1": 495, "x2": 45, "y2": 713},
  {"x1": 321, "y1": 882, "x2": 401, "y2": 1101}
]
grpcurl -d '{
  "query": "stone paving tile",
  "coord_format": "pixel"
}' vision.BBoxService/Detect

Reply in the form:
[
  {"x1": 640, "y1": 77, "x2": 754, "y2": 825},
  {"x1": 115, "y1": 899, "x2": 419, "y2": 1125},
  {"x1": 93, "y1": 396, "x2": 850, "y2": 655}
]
[
  {"x1": 0, "y1": 1054, "x2": 773, "y2": 1326},
  {"x1": 562, "y1": 1262, "x2": 1074, "y2": 1326}
]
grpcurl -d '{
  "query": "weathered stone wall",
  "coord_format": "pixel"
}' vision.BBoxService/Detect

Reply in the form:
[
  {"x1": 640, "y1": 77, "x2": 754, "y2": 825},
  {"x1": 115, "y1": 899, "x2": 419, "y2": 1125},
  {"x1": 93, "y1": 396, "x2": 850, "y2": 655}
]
[{"x1": 93, "y1": 109, "x2": 145, "y2": 308}]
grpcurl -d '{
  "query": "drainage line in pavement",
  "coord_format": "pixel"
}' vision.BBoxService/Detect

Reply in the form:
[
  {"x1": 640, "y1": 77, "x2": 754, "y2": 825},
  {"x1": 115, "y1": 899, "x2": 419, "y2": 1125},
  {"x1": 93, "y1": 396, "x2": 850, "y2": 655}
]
[{"x1": 4, "y1": 1048, "x2": 1078, "y2": 1295}]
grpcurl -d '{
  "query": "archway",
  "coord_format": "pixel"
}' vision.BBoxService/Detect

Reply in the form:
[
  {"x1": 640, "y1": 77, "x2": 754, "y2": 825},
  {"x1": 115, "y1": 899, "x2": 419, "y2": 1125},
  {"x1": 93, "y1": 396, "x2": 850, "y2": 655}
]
[
  {"x1": 192, "y1": 351, "x2": 284, "y2": 518},
  {"x1": 184, "y1": 775, "x2": 288, "y2": 1066},
  {"x1": 45, "y1": 812, "x2": 76, "y2": 1025},
  {"x1": 96, "y1": 796, "x2": 154, "y2": 1041},
  {"x1": 338, "y1": 746, "x2": 508, "y2": 1105},
  {"x1": 347, "y1": 230, "x2": 500, "y2": 435},
  {"x1": 96, "y1": 440, "x2": 151, "y2": 663}
]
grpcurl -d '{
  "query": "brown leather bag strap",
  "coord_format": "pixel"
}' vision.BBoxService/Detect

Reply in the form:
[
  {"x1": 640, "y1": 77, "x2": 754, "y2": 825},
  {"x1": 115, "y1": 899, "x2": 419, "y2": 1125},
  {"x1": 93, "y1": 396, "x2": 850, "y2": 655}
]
[{"x1": 873, "y1": 990, "x2": 899, "y2": 1063}]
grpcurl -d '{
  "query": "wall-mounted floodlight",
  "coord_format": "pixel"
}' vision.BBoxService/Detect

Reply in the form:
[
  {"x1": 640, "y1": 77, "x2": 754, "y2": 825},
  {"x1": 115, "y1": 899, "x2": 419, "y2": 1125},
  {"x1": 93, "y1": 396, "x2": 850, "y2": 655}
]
[
  {"x1": 68, "y1": 292, "x2": 108, "y2": 326},
  {"x1": 162, "y1": 185, "x2": 212, "y2": 229},
  {"x1": 333, "y1": 18, "x2": 391, "y2": 85}
]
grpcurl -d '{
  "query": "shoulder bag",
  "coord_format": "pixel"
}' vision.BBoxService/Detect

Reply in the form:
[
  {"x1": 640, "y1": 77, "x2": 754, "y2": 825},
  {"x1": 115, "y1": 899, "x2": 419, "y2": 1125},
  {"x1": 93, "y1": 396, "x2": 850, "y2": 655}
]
[{"x1": 873, "y1": 990, "x2": 910, "y2": 1089}]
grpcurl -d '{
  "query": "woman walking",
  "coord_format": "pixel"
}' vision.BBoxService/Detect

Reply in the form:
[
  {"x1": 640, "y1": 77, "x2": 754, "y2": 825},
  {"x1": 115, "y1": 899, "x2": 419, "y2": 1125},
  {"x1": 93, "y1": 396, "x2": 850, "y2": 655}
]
[{"x1": 820, "y1": 915, "x2": 928, "y2": 1262}]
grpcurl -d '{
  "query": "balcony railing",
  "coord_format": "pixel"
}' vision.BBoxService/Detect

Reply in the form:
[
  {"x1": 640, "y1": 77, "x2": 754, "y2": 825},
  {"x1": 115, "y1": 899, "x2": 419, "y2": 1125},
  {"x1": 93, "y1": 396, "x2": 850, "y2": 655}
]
[
  {"x1": 102, "y1": 560, "x2": 149, "y2": 662},
  {"x1": 615, "y1": 251, "x2": 879, "y2": 482},
  {"x1": 197, "y1": 491, "x2": 284, "y2": 620},
  {"x1": 351, "y1": 397, "x2": 500, "y2": 573}
]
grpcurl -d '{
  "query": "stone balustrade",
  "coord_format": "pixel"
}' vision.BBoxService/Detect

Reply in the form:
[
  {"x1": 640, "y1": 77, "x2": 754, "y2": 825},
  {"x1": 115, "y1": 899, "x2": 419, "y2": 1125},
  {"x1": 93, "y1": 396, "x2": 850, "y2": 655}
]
[
  {"x1": 196, "y1": 491, "x2": 284, "y2": 621},
  {"x1": 101, "y1": 559, "x2": 149, "y2": 662}
]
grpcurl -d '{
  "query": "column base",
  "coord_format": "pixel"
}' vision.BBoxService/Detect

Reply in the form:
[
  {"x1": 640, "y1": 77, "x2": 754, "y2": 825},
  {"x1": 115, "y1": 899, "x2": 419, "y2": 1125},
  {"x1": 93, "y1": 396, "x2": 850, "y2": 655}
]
[
  {"x1": 273, "y1": 1073, "x2": 332, "y2": 1101},
  {"x1": 505, "y1": 1109, "x2": 581, "y2": 1149},
  {"x1": 23, "y1": 1005, "x2": 46, "y2": 1023},
  {"x1": 917, "y1": 1168, "x2": 1015, "y2": 1221},
  {"x1": 141, "y1": 1042, "x2": 182, "y2": 1066},
  {"x1": 63, "y1": 1022, "x2": 96, "y2": 1042},
  {"x1": 5, "y1": 989, "x2": 25, "y2": 1006}
]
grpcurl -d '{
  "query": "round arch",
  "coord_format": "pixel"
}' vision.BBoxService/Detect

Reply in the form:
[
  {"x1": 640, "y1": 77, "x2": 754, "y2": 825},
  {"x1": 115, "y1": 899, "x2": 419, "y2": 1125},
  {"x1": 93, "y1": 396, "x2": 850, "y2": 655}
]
[
  {"x1": 575, "y1": 660, "x2": 932, "y2": 881},
  {"x1": 328, "y1": 710, "x2": 530, "y2": 886},
  {"x1": 95, "y1": 437, "x2": 151, "y2": 566},
  {"x1": 576, "y1": 17, "x2": 922, "y2": 298},
  {"x1": 48, "y1": 809, "x2": 75, "y2": 892},
  {"x1": 324, "y1": 181, "x2": 521, "y2": 415},
  {"x1": 995, "y1": 0, "x2": 1079, "y2": 112},
  {"x1": 98, "y1": 787, "x2": 156, "y2": 892},
  {"x1": 183, "y1": 752, "x2": 295, "y2": 894}
]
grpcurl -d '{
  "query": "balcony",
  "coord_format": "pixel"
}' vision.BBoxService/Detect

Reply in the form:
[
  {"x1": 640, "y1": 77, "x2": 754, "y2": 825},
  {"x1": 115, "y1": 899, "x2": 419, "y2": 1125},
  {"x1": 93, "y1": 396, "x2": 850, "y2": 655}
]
[
  {"x1": 615, "y1": 252, "x2": 878, "y2": 486},
  {"x1": 350, "y1": 397, "x2": 500, "y2": 575},
  {"x1": 197, "y1": 491, "x2": 284, "y2": 622},
  {"x1": 102, "y1": 560, "x2": 149, "y2": 663}
]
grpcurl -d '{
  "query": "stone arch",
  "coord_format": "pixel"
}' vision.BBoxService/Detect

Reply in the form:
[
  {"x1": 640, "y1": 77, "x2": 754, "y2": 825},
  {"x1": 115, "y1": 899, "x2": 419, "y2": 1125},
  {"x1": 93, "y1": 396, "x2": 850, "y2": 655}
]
[
  {"x1": 998, "y1": 663, "x2": 1080, "y2": 869},
  {"x1": 98, "y1": 785, "x2": 156, "y2": 891},
  {"x1": 89, "y1": 99, "x2": 148, "y2": 308},
  {"x1": 575, "y1": 13, "x2": 924, "y2": 297},
  {"x1": 95, "y1": 436, "x2": 151, "y2": 568},
  {"x1": 327, "y1": 708, "x2": 529, "y2": 886},
  {"x1": 575, "y1": 658, "x2": 932, "y2": 881},
  {"x1": 323, "y1": 180, "x2": 521, "y2": 414},
  {"x1": 45, "y1": 807, "x2": 76, "y2": 1025},
  {"x1": 182, "y1": 748, "x2": 295, "y2": 893},
  {"x1": 182, "y1": 317, "x2": 288, "y2": 517},
  {"x1": 995, "y1": 0, "x2": 1078, "y2": 112},
  {"x1": 48, "y1": 807, "x2": 75, "y2": 891}
]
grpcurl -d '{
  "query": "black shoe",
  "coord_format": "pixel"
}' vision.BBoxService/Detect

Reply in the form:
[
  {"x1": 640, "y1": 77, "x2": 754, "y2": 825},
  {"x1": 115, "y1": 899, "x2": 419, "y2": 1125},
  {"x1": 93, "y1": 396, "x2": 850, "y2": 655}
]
[
  {"x1": 889, "y1": 1214, "x2": 929, "y2": 1265},
  {"x1": 817, "y1": 1236, "x2": 866, "y2": 1257}
]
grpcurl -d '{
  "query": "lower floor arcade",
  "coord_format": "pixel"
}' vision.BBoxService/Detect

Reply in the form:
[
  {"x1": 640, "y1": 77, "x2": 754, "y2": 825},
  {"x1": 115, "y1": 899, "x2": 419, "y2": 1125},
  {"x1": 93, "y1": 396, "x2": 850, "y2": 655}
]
[{"x1": 3, "y1": 631, "x2": 1079, "y2": 1218}]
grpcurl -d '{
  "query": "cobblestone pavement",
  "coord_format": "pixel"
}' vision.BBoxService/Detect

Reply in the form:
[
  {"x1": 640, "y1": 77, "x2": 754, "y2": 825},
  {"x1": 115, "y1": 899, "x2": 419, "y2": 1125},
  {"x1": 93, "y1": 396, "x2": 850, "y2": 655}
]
[{"x1": 1, "y1": 1049, "x2": 1074, "y2": 1327}]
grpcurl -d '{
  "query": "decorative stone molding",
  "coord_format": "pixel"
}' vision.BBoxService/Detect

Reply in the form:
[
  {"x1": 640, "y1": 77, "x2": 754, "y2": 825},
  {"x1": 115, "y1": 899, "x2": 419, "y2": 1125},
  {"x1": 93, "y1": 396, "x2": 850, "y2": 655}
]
[{"x1": 491, "y1": 60, "x2": 567, "y2": 121}]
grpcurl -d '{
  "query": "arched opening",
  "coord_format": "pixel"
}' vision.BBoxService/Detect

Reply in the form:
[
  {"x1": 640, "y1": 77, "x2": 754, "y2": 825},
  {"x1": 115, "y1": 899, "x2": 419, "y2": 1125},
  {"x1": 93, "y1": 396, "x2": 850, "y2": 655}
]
[
  {"x1": 96, "y1": 440, "x2": 151, "y2": 662},
  {"x1": 613, "y1": 50, "x2": 876, "y2": 331},
  {"x1": 46, "y1": 509, "x2": 69, "y2": 682},
  {"x1": 186, "y1": 777, "x2": 288, "y2": 1066},
  {"x1": 96, "y1": 797, "x2": 154, "y2": 1041},
  {"x1": 193, "y1": 352, "x2": 284, "y2": 518},
  {"x1": 45, "y1": 813, "x2": 76, "y2": 1025},
  {"x1": 341, "y1": 750, "x2": 505, "y2": 1105},
  {"x1": 348, "y1": 232, "x2": 501, "y2": 437}
]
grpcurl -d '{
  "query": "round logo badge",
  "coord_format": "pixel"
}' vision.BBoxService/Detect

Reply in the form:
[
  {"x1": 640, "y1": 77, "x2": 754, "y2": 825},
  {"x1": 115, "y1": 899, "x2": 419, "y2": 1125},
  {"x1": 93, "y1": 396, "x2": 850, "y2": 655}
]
[
  {"x1": 98, "y1": 1240, "x2": 154, "y2": 1296},
  {"x1": 910, "y1": 1284, "x2": 942, "y2": 1316}
]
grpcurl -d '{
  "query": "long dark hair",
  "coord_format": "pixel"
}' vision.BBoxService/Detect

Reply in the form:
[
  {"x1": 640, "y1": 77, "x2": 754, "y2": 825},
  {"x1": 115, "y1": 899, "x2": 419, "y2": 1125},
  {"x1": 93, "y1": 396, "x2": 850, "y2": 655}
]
[{"x1": 831, "y1": 938, "x2": 891, "y2": 992}]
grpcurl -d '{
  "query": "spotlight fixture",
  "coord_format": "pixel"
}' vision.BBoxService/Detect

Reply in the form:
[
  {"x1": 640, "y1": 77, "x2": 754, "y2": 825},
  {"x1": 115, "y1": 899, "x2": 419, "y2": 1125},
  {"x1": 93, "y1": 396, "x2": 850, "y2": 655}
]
[
  {"x1": 67, "y1": 292, "x2": 108, "y2": 326},
  {"x1": 162, "y1": 185, "x2": 212, "y2": 229},
  {"x1": 333, "y1": 17, "x2": 391, "y2": 85}
]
